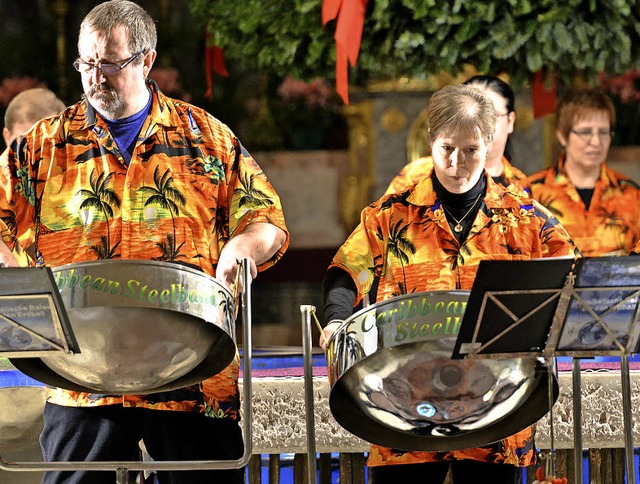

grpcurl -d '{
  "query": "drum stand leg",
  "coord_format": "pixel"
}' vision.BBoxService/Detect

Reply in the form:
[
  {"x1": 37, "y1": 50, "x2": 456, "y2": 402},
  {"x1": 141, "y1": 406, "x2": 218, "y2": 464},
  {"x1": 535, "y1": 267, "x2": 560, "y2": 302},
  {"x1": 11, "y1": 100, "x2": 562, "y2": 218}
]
[
  {"x1": 621, "y1": 354, "x2": 637, "y2": 484},
  {"x1": 544, "y1": 357, "x2": 558, "y2": 480},
  {"x1": 236, "y1": 257, "x2": 255, "y2": 469},
  {"x1": 301, "y1": 305, "x2": 318, "y2": 484},
  {"x1": 572, "y1": 357, "x2": 583, "y2": 484}
]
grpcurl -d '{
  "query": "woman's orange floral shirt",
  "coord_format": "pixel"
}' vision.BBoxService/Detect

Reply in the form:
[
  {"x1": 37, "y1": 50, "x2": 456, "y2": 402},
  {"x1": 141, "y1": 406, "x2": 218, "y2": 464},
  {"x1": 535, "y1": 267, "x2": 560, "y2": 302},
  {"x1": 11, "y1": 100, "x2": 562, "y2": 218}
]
[
  {"x1": 528, "y1": 156, "x2": 640, "y2": 257},
  {"x1": 330, "y1": 174, "x2": 578, "y2": 467},
  {"x1": 0, "y1": 80, "x2": 289, "y2": 419}
]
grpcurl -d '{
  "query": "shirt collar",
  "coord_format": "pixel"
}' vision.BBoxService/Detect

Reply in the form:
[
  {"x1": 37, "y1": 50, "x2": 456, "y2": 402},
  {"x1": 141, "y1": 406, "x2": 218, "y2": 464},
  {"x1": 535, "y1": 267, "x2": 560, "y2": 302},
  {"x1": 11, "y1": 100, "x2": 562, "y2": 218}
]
[
  {"x1": 67, "y1": 79, "x2": 176, "y2": 134},
  {"x1": 554, "y1": 155, "x2": 616, "y2": 188},
  {"x1": 407, "y1": 171, "x2": 521, "y2": 210}
]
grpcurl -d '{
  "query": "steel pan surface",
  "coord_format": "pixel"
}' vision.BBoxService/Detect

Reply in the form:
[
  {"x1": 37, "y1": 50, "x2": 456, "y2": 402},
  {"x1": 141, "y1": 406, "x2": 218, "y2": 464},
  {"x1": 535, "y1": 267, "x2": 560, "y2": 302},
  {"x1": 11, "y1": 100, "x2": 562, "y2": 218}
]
[
  {"x1": 11, "y1": 260, "x2": 236, "y2": 394},
  {"x1": 326, "y1": 290, "x2": 557, "y2": 451}
]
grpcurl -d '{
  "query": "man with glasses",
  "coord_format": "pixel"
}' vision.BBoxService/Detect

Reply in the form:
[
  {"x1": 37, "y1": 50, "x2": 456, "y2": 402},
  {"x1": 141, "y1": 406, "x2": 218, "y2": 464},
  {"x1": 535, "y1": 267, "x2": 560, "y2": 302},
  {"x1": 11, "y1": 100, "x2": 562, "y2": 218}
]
[
  {"x1": 0, "y1": 1, "x2": 288, "y2": 483},
  {"x1": 528, "y1": 88, "x2": 640, "y2": 256}
]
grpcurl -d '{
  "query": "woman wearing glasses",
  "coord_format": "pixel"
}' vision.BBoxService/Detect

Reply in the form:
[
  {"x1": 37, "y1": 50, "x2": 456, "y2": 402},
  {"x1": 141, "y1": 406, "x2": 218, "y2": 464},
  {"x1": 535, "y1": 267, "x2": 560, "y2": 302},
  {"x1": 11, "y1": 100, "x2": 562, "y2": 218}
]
[{"x1": 528, "y1": 88, "x2": 640, "y2": 256}]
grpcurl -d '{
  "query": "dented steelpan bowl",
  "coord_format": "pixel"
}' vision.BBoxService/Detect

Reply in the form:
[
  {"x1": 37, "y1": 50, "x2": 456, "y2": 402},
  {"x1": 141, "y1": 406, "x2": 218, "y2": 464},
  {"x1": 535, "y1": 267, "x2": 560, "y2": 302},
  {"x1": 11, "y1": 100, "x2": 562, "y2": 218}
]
[
  {"x1": 326, "y1": 290, "x2": 557, "y2": 451},
  {"x1": 11, "y1": 260, "x2": 236, "y2": 394},
  {"x1": 0, "y1": 358, "x2": 45, "y2": 452}
]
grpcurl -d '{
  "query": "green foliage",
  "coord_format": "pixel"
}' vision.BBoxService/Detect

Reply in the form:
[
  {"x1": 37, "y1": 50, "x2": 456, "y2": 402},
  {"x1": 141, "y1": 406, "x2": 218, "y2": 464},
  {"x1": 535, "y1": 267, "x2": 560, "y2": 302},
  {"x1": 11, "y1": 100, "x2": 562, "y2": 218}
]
[{"x1": 191, "y1": 0, "x2": 640, "y2": 88}]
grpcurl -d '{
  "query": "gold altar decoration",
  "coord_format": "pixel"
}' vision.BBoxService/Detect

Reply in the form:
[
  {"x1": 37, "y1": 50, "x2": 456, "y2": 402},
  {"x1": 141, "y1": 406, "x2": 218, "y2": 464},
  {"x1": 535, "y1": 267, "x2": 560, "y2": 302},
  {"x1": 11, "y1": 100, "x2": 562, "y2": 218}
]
[{"x1": 340, "y1": 100, "x2": 375, "y2": 233}]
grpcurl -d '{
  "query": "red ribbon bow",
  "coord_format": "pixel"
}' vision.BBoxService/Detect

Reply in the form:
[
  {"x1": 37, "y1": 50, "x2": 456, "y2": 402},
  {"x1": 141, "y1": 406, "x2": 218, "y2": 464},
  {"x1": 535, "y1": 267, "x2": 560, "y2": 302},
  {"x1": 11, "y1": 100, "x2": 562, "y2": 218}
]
[
  {"x1": 531, "y1": 70, "x2": 557, "y2": 119},
  {"x1": 204, "y1": 32, "x2": 229, "y2": 101},
  {"x1": 322, "y1": 0, "x2": 368, "y2": 104}
]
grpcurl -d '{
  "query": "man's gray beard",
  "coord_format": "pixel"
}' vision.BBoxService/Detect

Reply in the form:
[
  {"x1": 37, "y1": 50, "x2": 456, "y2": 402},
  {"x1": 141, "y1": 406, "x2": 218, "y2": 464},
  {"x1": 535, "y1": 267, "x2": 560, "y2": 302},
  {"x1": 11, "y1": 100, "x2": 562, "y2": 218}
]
[{"x1": 83, "y1": 88, "x2": 126, "y2": 120}]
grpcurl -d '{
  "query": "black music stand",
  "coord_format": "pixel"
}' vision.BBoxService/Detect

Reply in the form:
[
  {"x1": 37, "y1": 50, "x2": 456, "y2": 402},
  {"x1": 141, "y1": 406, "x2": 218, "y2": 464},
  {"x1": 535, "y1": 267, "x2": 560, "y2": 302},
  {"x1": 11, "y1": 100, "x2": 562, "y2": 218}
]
[
  {"x1": 454, "y1": 256, "x2": 640, "y2": 484},
  {"x1": 453, "y1": 257, "x2": 576, "y2": 359},
  {"x1": 0, "y1": 267, "x2": 78, "y2": 358}
]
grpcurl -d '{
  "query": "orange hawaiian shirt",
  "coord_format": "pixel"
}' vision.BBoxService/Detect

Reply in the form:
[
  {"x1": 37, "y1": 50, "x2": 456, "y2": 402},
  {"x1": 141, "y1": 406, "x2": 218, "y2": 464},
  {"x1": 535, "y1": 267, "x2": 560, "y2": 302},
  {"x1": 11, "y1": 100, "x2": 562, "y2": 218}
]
[
  {"x1": 0, "y1": 80, "x2": 289, "y2": 419},
  {"x1": 383, "y1": 156, "x2": 530, "y2": 197},
  {"x1": 528, "y1": 156, "x2": 640, "y2": 257},
  {"x1": 330, "y1": 174, "x2": 578, "y2": 467}
]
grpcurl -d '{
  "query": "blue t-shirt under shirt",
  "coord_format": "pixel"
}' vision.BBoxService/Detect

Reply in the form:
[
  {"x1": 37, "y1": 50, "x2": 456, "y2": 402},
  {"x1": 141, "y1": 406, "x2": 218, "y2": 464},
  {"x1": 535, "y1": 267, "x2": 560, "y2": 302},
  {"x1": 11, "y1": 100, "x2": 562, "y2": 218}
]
[{"x1": 103, "y1": 94, "x2": 152, "y2": 165}]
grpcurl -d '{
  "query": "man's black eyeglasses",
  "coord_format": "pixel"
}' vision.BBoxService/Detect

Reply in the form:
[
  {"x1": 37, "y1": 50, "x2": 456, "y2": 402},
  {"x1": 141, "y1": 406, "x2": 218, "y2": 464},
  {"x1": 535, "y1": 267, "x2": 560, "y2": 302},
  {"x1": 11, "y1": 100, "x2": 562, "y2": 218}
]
[{"x1": 73, "y1": 52, "x2": 143, "y2": 76}]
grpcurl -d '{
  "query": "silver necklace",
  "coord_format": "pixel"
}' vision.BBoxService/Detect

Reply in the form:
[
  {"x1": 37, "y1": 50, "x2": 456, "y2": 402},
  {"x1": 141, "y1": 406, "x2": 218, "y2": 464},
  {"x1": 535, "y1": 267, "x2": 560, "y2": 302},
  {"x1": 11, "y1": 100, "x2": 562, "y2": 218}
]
[{"x1": 441, "y1": 193, "x2": 483, "y2": 233}]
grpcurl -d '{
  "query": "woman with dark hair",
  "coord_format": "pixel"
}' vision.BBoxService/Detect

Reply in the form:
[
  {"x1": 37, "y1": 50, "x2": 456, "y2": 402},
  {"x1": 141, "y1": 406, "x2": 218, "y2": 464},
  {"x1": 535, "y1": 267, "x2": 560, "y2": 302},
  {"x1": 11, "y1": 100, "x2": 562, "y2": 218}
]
[
  {"x1": 384, "y1": 75, "x2": 527, "y2": 196},
  {"x1": 464, "y1": 75, "x2": 516, "y2": 167},
  {"x1": 321, "y1": 84, "x2": 578, "y2": 484}
]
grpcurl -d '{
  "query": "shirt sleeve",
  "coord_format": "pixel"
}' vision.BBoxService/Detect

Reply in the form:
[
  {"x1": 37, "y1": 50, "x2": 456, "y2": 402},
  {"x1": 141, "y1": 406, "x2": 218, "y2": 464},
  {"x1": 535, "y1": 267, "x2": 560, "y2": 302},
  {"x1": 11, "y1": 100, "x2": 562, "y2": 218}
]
[
  {"x1": 533, "y1": 199, "x2": 581, "y2": 259},
  {"x1": 322, "y1": 267, "x2": 357, "y2": 323},
  {"x1": 0, "y1": 136, "x2": 38, "y2": 266},
  {"x1": 220, "y1": 137, "x2": 290, "y2": 271},
  {"x1": 328, "y1": 205, "x2": 386, "y2": 303}
]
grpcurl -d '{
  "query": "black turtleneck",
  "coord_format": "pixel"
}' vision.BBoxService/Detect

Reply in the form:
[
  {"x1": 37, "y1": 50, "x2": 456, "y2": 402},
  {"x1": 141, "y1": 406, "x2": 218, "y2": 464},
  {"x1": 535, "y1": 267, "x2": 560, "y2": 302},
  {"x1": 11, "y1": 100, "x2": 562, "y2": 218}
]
[
  {"x1": 432, "y1": 172, "x2": 487, "y2": 243},
  {"x1": 577, "y1": 187, "x2": 594, "y2": 210}
]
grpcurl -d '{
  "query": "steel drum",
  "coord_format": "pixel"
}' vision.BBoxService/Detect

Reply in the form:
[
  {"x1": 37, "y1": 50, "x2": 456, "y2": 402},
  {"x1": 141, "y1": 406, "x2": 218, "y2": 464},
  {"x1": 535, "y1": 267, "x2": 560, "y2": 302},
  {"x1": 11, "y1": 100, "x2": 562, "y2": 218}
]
[
  {"x1": 11, "y1": 260, "x2": 236, "y2": 394},
  {"x1": 0, "y1": 357, "x2": 45, "y2": 452},
  {"x1": 326, "y1": 290, "x2": 558, "y2": 451}
]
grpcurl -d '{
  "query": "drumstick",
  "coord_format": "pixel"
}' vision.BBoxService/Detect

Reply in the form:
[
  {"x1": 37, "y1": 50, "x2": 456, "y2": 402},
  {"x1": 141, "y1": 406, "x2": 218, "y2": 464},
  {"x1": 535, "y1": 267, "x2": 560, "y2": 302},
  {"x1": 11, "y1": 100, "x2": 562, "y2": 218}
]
[
  {"x1": 312, "y1": 311, "x2": 329, "y2": 348},
  {"x1": 231, "y1": 259, "x2": 243, "y2": 298}
]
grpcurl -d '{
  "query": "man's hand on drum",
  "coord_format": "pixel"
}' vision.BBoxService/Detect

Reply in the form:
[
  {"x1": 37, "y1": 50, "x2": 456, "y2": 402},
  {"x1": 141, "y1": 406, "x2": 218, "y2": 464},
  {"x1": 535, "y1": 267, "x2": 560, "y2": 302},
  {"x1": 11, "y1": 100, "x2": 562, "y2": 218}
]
[
  {"x1": 216, "y1": 223, "x2": 287, "y2": 291},
  {"x1": 0, "y1": 240, "x2": 19, "y2": 268},
  {"x1": 215, "y1": 251, "x2": 257, "y2": 293}
]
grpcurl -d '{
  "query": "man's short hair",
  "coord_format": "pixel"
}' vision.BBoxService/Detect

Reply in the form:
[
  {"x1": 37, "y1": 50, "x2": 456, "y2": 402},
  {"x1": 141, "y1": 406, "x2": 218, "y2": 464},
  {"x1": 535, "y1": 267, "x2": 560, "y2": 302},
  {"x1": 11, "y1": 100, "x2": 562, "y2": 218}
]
[
  {"x1": 79, "y1": 0, "x2": 157, "y2": 59},
  {"x1": 4, "y1": 88, "x2": 65, "y2": 139}
]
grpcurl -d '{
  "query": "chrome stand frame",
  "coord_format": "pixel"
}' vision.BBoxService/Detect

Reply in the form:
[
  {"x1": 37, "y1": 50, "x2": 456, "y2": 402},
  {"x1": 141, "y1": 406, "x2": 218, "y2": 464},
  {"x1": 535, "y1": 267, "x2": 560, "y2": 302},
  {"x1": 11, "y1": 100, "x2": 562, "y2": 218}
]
[
  {"x1": 301, "y1": 304, "x2": 318, "y2": 484},
  {"x1": 570, "y1": 355, "x2": 637, "y2": 484},
  {"x1": 544, "y1": 357, "x2": 559, "y2": 481},
  {"x1": 0, "y1": 258, "x2": 254, "y2": 483},
  {"x1": 465, "y1": 261, "x2": 639, "y2": 484},
  {"x1": 621, "y1": 354, "x2": 637, "y2": 484},
  {"x1": 572, "y1": 357, "x2": 584, "y2": 484}
]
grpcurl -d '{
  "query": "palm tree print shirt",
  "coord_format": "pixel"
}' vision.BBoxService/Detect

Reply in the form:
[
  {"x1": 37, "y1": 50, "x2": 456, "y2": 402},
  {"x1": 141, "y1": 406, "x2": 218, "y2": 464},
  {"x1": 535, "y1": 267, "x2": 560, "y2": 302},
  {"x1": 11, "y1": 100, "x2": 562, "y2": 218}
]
[
  {"x1": 0, "y1": 80, "x2": 289, "y2": 418},
  {"x1": 330, "y1": 174, "x2": 578, "y2": 467},
  {"x1": 528, "y1": 156, "x2": 640, "y2": 257}
]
